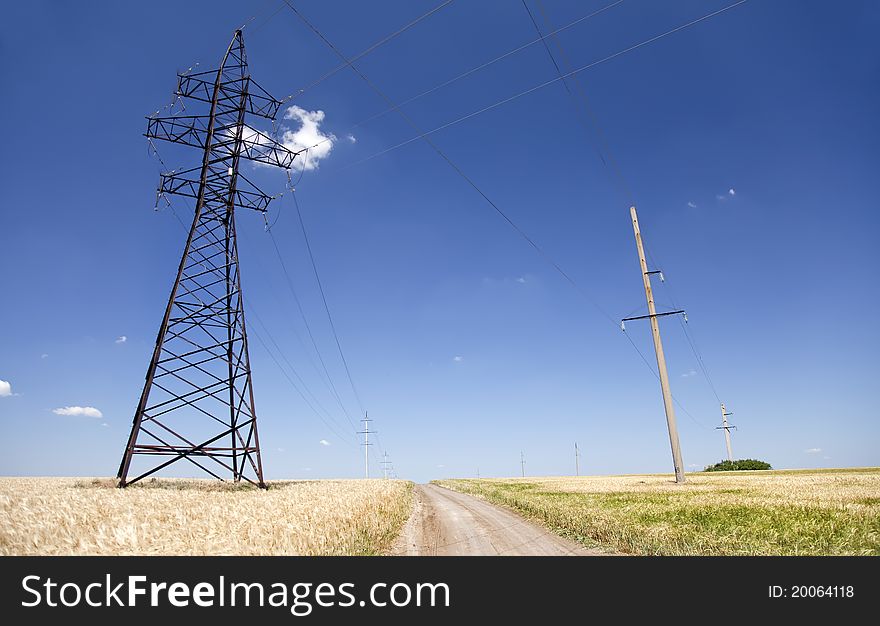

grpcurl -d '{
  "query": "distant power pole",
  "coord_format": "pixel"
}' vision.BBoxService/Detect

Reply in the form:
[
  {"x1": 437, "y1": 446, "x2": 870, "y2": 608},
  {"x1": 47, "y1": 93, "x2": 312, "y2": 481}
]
[
  {"x1": 477, "y1": 468, "x2": 480, "y2": 479},
  {"x1": 625, "y1": 206, "x2": 686, "y2": 484},
  {"x1": 358, "y1": 413, "x2": 372, "y2": 478},
  {"x1": 575, "y1": 442, "x2": 580, "y2": 476},
  {"x1": 381, "y1": 450, "x2": 391, "y2": 480},
  {"x1": 717, "y1": 403, "x2": 736, "y2": 462},
  {"x1": 520, "y1": 451, "x2": 525, "y2": 478}
]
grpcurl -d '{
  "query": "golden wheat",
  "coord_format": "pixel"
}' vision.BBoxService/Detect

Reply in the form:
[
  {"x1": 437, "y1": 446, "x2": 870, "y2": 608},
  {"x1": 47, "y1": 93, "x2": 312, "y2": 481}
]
[{"x1": 0, "y1": 477, "x2": 412, "y2": 556}]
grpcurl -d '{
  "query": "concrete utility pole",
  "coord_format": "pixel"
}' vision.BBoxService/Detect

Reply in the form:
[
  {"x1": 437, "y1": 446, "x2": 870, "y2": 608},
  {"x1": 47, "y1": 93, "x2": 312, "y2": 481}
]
[
  {"x1": 358, "y1": 413, "x2": 372, "y2": 479},
  {"x1": 520, "y1": 451, "x2": 526, "y2": 478},
  {"x1": 629, "y1": 206, "x2": 686, "y2": 484},
  {"x1": 719, "y1": 403, "x2": 735, "y2": 462},
  {"x1": 575, "y1": 442, "x2": 580, "y2": 476}
]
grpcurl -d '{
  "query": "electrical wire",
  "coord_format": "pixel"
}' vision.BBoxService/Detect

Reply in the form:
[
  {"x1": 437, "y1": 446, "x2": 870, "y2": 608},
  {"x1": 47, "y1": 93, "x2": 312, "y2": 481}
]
[
  {"x1": 287, "y1": 190, "x2": 366, "y2": 416},
  {"x1": 278, "y1": 0, "x2": 455, "y2": 103},
  {"x1": 280, "y1": 0, "x2": 727, "y2": 432},
  {"x1": 334, "y1": 0, "x2": 749, "y2": 171},
  {"x1": 293, "y1": 0, "x2": 625, "y2": 155},
  {"x1": 266, "y1": 226, "x2": 360, "y2": 430}
]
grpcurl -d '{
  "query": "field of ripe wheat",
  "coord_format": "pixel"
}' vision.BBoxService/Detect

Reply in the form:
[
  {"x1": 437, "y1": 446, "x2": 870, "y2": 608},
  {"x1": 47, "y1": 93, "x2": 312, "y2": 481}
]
[
  {"x1": 435, "y1": 468, "x2": 880, "y2": 556},
  {"x1": 0, "y1": 477, "x2": 412, "y2": 556}
]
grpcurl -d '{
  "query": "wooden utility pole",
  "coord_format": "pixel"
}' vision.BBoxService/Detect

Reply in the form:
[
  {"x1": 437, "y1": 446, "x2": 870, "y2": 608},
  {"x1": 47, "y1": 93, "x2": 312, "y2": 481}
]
[
  {"x1": 520, "y1": 451, "x2": 525, "y2": 478},
  {"x1": 629, "y1": 206, "x2": 686, "y2": 484},
  {"x1": 575, "y1": 442, "x2": 580, "y2": 476},
  {"x1": 719, "y1": 403, "x2": 734, "y2": 462}
]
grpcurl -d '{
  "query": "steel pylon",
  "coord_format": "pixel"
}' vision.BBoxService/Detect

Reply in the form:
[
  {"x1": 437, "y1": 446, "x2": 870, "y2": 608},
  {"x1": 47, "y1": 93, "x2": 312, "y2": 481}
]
[{"x1": 117, "y1": 30, "x2": 297, "y2": 487}]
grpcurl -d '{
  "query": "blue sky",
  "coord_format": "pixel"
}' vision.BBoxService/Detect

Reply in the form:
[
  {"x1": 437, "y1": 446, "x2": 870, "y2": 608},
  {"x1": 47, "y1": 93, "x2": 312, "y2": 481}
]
[{"x1": 1, "y1": 0, "x2": 878, "y2": 483}]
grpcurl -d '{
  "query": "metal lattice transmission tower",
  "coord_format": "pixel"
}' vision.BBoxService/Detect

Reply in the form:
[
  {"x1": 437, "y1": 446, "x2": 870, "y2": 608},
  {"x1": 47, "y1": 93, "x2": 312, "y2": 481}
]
[{"x1": 117, "y1": 30, "x2": 297, "y2": 488}]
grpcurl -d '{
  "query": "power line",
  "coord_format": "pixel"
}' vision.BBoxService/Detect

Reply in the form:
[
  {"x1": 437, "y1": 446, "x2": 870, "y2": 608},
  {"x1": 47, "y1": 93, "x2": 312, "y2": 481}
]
[
  {"x1": 526, "y1": 0, "x2": 634, "y2": 203},
  {"x1": 246, "y1": 300, "x2": 356, "y2": 442},
  {"x1": 295, "y1": 0, "x2": 625, "y2": 154},
  {"x1": 288, "y1": 190, "x2": 366, "y2": 416},
  {"x1": 249, "y1": 323, "x2": 357, "y2": 447},
  {"x1": 521, "y1": 0, "x2": 730, "y2": 429},
  {"x1": 266, "y1": 226, "x2": 360, "y2": 430},
  {"x1": 279, "y1": 0, "x2": 455, "y2": 103},
  {"x1": 336, "y1": 0, "x2": 750, "y2": 171},
  {"x1": 280, "y1": 0, "x2": 720, "y2": 431}
]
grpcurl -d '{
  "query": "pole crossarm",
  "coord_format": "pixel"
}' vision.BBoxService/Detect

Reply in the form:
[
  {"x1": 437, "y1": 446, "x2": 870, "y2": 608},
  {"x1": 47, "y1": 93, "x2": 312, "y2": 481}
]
[
  {"x1": 621, "y1": 310, "x2": 686, "y2": 323},
  {"x1": 146, "y1": 115, "x2": 297, "y2": 169},
  {"x1": 177, "y1": 72, "x2": 283, "y2": 120},
  {"x1": 159, "y1": 167, "x2": 278, "y2": 213}
]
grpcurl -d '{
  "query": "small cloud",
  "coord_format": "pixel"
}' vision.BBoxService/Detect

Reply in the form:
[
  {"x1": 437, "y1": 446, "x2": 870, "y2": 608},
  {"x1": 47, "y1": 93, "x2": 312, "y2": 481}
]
[
  {"x1": 453, "y1": 356, "x2": 463, "y2": 363},
  {"x1": 277, "y1": 447, "x2": 285, "y2": 453},
  {"x1": 101, "y1": 422, "x2": 109, "y2": 427},
  {"x1": 346, "y1": 134, "x2": 357, "y2": 144},
  {"x1": 436, "y1": 464, "x2": 446, "y2": 468},
  {"x1": 281, "y1": 105, "x2": 336, "y2": 172},
  {"x1": 40, "y1": 353, "x2": 49, "y2": 359},
  {"x1": 0, "y1": 380, "x2": 12, "y2": 397},
  {"x1": 728, "y1": 188, "x2": 736, "y2": 196},
  {"x1": 716, "y1": 194, "x2": 726, "y2": 201},
  {"x1": 805, "y1": 448, "x2": 822, "y2": 454},
  {"x1": 53, "y1": 406, "x2": 103, "y2": 418},
  {"x1": 515, "y1": 276, "x2": 527, "y2": 284},
  {"x1": 687, "y1": 201, "x2": 697, "y2": 209},
  {"x1": 115, "y1": 336, "x2": 127, "y2": 344},
  {"x1": 301, "y1": 467, "x2": 312, "y2": 472},
  {"x1": 680, "y1": 369, "x2": 697, "y2": 378},
  {"x1": 319, "y1": 439, "x2": 331, "y2": 446}
]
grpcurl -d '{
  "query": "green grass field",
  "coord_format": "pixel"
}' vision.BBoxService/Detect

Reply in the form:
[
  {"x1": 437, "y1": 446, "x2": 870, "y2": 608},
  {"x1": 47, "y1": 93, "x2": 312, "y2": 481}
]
[{"x1": 434, "y1": 468, "x2": 880, "y2": 556}]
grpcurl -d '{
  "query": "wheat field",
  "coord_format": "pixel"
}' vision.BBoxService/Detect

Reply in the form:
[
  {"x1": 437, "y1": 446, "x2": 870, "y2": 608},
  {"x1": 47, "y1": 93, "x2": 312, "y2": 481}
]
[
  {"x1": 436, "y1": 468, "x2": 880, "y2": 555},
  {"x1": 0, "y1": 477, "x2": 412, "y2": 556}
]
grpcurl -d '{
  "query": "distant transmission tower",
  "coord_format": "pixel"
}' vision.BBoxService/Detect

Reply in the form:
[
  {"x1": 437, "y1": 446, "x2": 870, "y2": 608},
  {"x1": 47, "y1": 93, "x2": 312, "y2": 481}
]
[
  {"x1": 358, "y1": 413, "x2": 373, "y2": 479},
  {"x1": 117, "y1": 30, "x2": 296, "y2": 488}
]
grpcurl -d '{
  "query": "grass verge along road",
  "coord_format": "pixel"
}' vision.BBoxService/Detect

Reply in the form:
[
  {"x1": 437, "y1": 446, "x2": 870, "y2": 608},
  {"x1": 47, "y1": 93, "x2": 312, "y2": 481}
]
[{"x1": 435, "y1": 468, "x2": 880, "y2": 556}]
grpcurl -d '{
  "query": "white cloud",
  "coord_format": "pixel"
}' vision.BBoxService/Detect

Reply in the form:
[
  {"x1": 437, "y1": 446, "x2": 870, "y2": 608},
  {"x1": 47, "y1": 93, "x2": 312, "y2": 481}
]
[
  {"x1": 301, "y1": 467, "x2": 312, "y2": 472},
  {"x1": 346, "y1": 134, "x2": 357, "y2": 144},
  {"x1": 40, "y1": 353, "x2": 49, "y2": 359},
  {"x1": 319, "y1": 439, "x2": 331, "y2": 446},
  {"x1": 277, "y1": 447, "x2": 285, "y2": 453},
  {"x1": 281, "y1": 105, "x2": 336, "y2": 172},
  {"x1": 0, "y1": 380, "x2": 12, "y2": 397},
  {"x1": 687, "y1": 201, "x2": 697, "y2": 209},
  {"x1": 728, "y1": 188, "x2": 736, "y2": 196},
  {"x1": 101, "y1": 423, "x2": 109, "y2": 427},
  {"x1": 515, "y1": 276, "x2": 527, "y2": 284},
  {"x1": 680, "y1": 369, "x2": 697, "y2": 378},
  {"x1": 805, "y1": 448, "x2": 822, "y2": 454},
  {"x1": 115, "y1": 336, "x2": 127, "y2": 344},
  {"x1": 716, "y1": 194, "x2": 725, "y2": 201},
  {"x1": 436, "y1": 464, "x2": 445, "y2": 468},
  {"x1": 53, "y1": 406, "x2": 103, "y2": 418},
  {"x1": 453, "y1": 356, "x2": 463, "y2": 363}
]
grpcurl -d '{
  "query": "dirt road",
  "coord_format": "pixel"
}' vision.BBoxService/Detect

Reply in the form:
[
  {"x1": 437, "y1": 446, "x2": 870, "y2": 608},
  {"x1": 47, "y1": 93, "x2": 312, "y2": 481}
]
[{"x1": 391, "y1": 484, "x2": 607, "y2": 556}]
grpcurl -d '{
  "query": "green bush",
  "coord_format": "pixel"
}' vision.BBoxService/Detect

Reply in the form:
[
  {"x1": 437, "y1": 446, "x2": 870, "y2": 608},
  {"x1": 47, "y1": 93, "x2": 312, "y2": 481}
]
[{"x1": 704, "y1": 459, "x2": 772, "y2": 472}]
